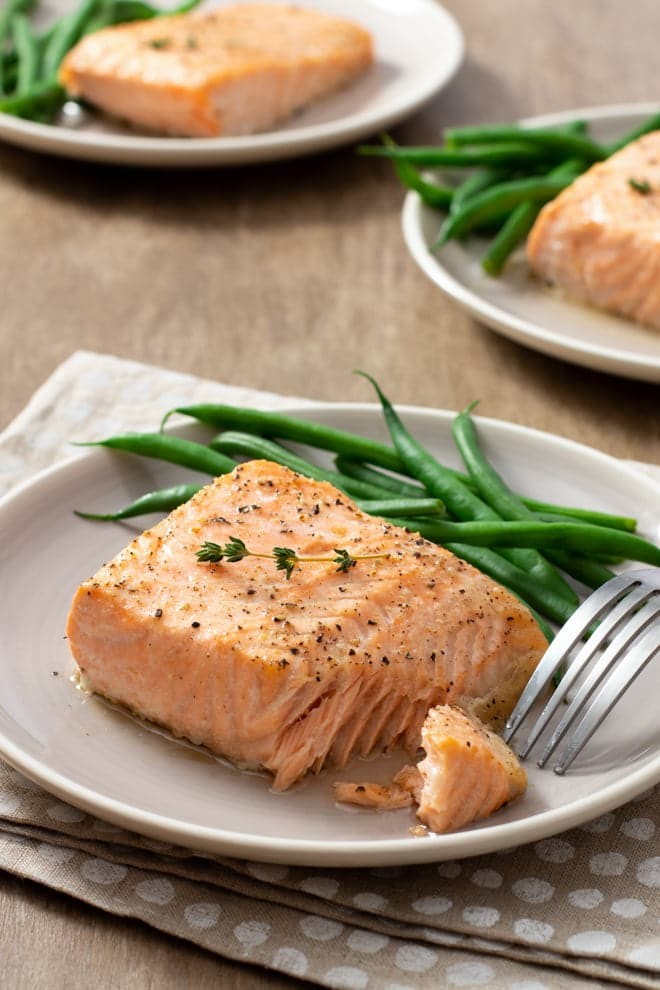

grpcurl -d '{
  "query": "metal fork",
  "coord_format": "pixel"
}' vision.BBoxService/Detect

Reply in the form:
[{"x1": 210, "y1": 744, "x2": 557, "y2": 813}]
[{"x1": 502, "y1": 568, "x2": 660, "y2": 774}]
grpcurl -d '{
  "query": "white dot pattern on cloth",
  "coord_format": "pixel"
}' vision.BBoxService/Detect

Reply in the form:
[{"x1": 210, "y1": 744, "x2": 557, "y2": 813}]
[
  {"x1": 347, "y1": 930, "x2": 390, "y2": 954},
  {"x1": 512, "y1": 878, "x2": 555, "y2": 904},
  {"x1": 411, "y1": 895, "x2": 452, "y2": 916},
  {"x1": 590, "y1": 852, "x2": 628, "y2": 876},
  {"x1": 567, "y1": 888, "x2": 603, "y2": 909},
  {"x1": 323, "y1": 966, "x2": 368, "y2": 989},
  {"x1": 463, "y1": 906, "x2": 500, "y2": 928},
  {"x1": 581, "y1": 813, "x2": 615, "y2": 834},
  {"x1": 352, "y1": 892, "x2": 388, "y2": 912},
  {"x1": 46, "y1": 803, "x2": 85, "y2": 824},
  {"x1": 246, "y1": 862, "x2": 289, "y2": 883},
  {"x1": 471, "y1": 868, "x2": 502, "y2": 888},
  {"x1": 271, "y1": 947, "x2": 308, "y2": 977},
  {"x1": 134, "y1": 878, "x2": 175, "y2": 905},
  {"x1": 611, "y1": 898, "x2": 647, "y2": 918},
  {"x1": 184, "y1": 902, "x2": 222, "y2": 930},
  {"x1": 566, "y1": 931, "x2": 616, "y2": 954},
  {"x1": 636, "y1": 857, "x2": 660, "y2": 888},
  {"x1": 234, "y1": 920, "x2": 270, "y2": 949},
  {"x1": 620, "y1": 817, "x2": 655, "y2": 841},
  {"x1": 534, "y1": 838, "x2": 575, "y2": 863},
  {"x1": 436, "y1": 861, "x2": 462, "y2": 878},
  {"x1": 299, "y1": 877, "x2": 339, "y2": 899},
  {"x1": 394, "y1": 944, "x2": 439, "y2": 973},
  {"x1": 81, "y1": 858, "x2": 127, "y2": 885},
  {"x1": 445, "y1": 961, "x2": 495, "y2": 986},
  {"x1": 36, "y1": 843, "x2": 77, "y2": 865},
  {"x1": 0, "y1": 793, "x2": 22, "y2": 815},
  {"x1": 628, "y1": 944, "x2": 660, "y2": 968},
  {"x1": 513, "y1": 919, "x2": 554, "y2": 944},
  {"x1": 299, "y1": 916, "x2": 343, "y2": 941}
]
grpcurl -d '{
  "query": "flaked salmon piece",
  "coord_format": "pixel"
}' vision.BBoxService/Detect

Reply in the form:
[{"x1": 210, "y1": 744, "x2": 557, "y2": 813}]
[
  {"x1": 527, "y1": 132, "x2": 660, "y2": 330},
  {"x1": 58, "y1": 4, "x2": 373, "y2": 137},
  {"x1": 66, "y1": 460, "x2": 546, "y2": 790},
  {"x1": 335, "y1": 705, "x2": 526, "y2": 832}
]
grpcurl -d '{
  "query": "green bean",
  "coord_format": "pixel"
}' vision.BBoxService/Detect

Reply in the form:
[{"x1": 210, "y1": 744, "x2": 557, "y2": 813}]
[
  {"x1": 444, "y1": 124, "x2": 606, "y2": 162},
  {"x1": 523, "y1": 501, "x2": 636, "y2": 532},
  {"x1": 75, "y1": 483, "x2": 202, "y2": 521},
  {"x1": 76, "y1": 432, "x2": 236, "y2": 476},
  {"x1": 335, "y1": 457, "x2": 429, "y2": 499},
  {"x1": 391, "y1": 518, "x2": 660, "y2": 567},
  {"x1": 543, "y1": 551, "x2": 615, "y2": 591},
  {"x1": 336, "y1": 455, "x2": 633, "y2": 531},
  {"x1": 11, "y1": 14, "x2": 38, "y2": 95},
  {"x1": 481, "y1": 157, "x2": 585, "y2": 274},
  {"x1": 358, "y1": 142, "x2": 554, "y2": 168},
  {"x1": 0, "y1": 0, "x2": 32, "y2": 95},
  {"x1": 0, "y1": 79, "x2": 64, "y2": 119},
  {"x1": 209, "y1": 431, "x2": 396, "y2": 501},
  {"x1": 357, "y1": 373, "x2": 578, "y2": 606},
  {"x1": 43, "y1": 0, "x2": 100, "y2": 78},
  {"x1": 609, "y1": 111, "x2": 660, "y2": 153},
  {"x1": 450, "y1": 169, "x2": 508, "y2": 216},
  {"x1": 451, "y1": 405, "x2": 634, "y2": 589},
  {"x1": 435, "y1": 174, "x2": 576, "y2": 246},
  {"x1": 381, "y1": 133, "x2": 454, "y2": 209},
  {"x1": 451, "y1": 404, "x2": 620, "y2": 589},
  {"x1": 162, "y1": 404, "x2": 408, "y2": 473},
  {"x1": 357, "y1": 497, "x2": 447, "y2": 518},
  {"x1": 480, "y1": 201, "x2": 539, "y2": 274}
]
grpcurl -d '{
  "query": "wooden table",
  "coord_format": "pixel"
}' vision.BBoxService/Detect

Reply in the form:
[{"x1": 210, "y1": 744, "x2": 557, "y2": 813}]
[{"x1": 1, "y1": 1, "x2": 658, "y2": 986}]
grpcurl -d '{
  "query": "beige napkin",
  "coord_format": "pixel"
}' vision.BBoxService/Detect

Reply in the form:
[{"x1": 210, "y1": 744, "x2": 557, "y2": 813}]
[{"x1": 1, "y1": 351, "x2": 658, "y2": 990}]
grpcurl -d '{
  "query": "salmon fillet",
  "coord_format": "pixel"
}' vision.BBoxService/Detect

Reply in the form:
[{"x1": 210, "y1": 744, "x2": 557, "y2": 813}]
[
  {"x1": 58, "y1": 4, "x2": 373, "y2": 137},
  {"x1": 66, "y1": 460, "x2": 546, "y2": 790},
  {"x1": 526, "y1": 131, "x2": 660, "y2": 330},
  {"x1": 334, "y1": 705, "x2": 527, "y2": 832}
]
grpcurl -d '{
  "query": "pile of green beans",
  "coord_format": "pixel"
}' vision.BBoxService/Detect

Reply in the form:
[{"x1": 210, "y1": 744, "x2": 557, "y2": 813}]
[
  {"x1": 74, "y1": 378, "x2": 659, "y2": 636},
  {"x1": 0, "y1": 0, "x2": 202, "y2": 122},
  {"x1": 359, "y1": 110, "x2": 660, "y2": 274}
]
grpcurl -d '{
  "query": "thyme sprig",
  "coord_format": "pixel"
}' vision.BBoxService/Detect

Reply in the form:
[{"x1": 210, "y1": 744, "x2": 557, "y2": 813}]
[{"x1": 196, "y1": 537, "x2": 388, "y2": 580}]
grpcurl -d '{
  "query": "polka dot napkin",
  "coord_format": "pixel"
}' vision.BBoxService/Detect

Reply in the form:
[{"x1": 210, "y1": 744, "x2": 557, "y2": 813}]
[{"x1": 1, "y1": 352, "x2": 658, "y2": 990}]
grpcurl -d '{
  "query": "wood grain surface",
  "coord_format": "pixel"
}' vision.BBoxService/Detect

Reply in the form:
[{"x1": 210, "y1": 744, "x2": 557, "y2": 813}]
[{"x1": 1, "y1": 1, "x2": 658, "y2": 987}]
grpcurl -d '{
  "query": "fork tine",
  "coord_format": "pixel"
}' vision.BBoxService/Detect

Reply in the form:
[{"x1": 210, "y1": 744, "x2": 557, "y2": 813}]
[
  {"x1": 554, "y1": 623, "x2": 660, "y2": 774},
  {"x1": 537, "y1": 596, "x2": 660, "y2": 766},
  {"x1": 517, "y1": 585, "x2": 654, "y2": 758},
  {"x1": 502, "y1": 572, "x2": 644, "y2": 745}
]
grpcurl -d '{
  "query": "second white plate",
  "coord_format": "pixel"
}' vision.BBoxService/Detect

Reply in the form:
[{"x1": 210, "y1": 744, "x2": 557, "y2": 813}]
[
  {"x1": 403, "y1": 103, "x2": 660, "y2": 383},
  {"x1": 0, "y1": 404, "x2": 659, "y2": 866}
]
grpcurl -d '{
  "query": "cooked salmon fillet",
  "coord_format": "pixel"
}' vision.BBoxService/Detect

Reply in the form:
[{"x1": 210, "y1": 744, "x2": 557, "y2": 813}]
[
  {"x1": 334, "y1": 705, "x2": 527, "y2": 832},
  {"x1": 58, "y1": 4, "x2": 373, "y2": 137},
  {"x1": 527, "y1": 131, "x2": 660, "y2": 330},
  {"x1": 66, "y1": 460, "x2": 546, "y2": 790}
]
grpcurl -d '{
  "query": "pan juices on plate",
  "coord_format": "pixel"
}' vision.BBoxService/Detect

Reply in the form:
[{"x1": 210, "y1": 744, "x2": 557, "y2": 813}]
[
  {"x1": 66, "y1": 461, "x2": 542, "y2": 831},
  {"x1": 59, "y1": 4, "x2": 374, "y2": 137}
]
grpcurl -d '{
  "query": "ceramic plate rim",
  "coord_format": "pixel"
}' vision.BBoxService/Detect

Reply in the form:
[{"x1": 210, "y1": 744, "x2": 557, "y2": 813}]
[
  {"x1": 0, "y1": 402, "x2": 658, "y2": 866},
  {"x1": 402, "y1": 102, "x2": 660, "y2": 383},
  {"x1": 0, "y1": 0, "x2": 463, "y2": 167}
]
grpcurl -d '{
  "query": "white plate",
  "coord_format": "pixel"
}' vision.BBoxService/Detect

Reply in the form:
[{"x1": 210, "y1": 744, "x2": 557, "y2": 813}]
[
  {"x1": 0, "y1": 404, "x2": 659, "y2": 867},
  {"x1": 0, "y1": 0, "x2": 463, "y2": 166},
  {"x1": 402, "y1": 103, "x2": 660, "y2": 383}
]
